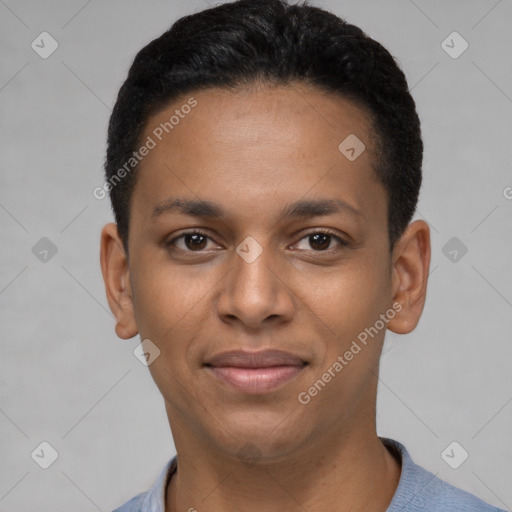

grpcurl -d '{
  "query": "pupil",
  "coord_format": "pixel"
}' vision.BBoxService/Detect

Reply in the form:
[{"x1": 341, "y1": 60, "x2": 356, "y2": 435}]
[
  {"x1": 310, "y1": 233, "x2": 330, "y2": 250},
  {"x1": 186, "y1": 234, "x2": 207, "y2": 250}
]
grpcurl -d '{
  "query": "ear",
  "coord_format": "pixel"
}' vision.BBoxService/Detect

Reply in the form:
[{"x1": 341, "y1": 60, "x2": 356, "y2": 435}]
[
  {"x1": 100, "y1": 223, "x2": 138, "y2": 339},
  {"x1": 387, "y1": 219, "x2": 431, "y2": 334}
]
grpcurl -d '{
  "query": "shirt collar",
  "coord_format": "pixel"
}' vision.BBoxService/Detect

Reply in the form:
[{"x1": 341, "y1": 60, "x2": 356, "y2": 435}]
[
  {"x1": 141, "y1": 437, "x2": 411, "y2": 511},
  {"x1": 141, "y1": 455, "x2": 177, "y2": 511}
]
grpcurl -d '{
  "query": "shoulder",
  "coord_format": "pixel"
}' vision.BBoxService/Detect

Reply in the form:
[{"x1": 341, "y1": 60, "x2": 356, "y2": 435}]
[
  {"x1": 382, "y1": 438, "x2": 506, "y2": 512},
  {"x1": 111, "y1": 456, "x2": 177, "y2": 512},
  {"x1": 434, "y1": 478, "x2": 506, "y2": 511},
  {"x1": 111, "y1": 491, "x2": 147, "y2": 512}
]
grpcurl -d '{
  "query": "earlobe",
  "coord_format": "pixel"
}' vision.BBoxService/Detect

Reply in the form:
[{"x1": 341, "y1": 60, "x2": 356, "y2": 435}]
[
  {"x1": 387, "y1": 220, "x2": 431, "y2": 335},
  {"x1": 100, "y1": 223, "x2": 138, "y2": 340}
]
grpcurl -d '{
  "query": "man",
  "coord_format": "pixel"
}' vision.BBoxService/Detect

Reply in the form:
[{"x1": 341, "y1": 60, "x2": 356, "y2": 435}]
[{"x1": 100, "y1": 0, "x2": 505, "y2": 510}]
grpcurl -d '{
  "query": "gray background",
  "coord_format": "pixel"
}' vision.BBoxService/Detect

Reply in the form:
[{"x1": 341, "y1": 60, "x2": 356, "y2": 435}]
[{"x1": 1, "y1": 0, "x2": 511, "y2": 510}]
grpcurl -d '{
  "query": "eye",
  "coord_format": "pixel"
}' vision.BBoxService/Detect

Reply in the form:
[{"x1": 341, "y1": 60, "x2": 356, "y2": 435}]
[
  {"x1": 293, "y1": 230, "x2": 348, "y2": 252},
  {"x1": 166, "y1": 230, "x2": 219, "y2": 252},
  {"x1": 166, "y1": 229, "x2": 348, "y2": 254}
]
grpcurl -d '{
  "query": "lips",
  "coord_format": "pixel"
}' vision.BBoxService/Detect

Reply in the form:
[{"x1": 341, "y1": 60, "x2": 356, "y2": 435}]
[{"x1": 204, "y1": 349, "x2": 308, "y2": 393}]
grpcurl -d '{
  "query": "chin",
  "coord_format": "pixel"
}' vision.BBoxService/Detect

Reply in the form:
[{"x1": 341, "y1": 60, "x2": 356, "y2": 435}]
[{"x1": 206, "y1": 408, "x2": 311, "y2": 464}]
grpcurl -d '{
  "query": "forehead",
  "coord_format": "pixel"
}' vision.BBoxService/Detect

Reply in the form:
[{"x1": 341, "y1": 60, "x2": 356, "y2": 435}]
[
  {"x1": 130, "y1": 83, "x2": 385, "y2": 227},
  {"x1": 144, "y1": 82, "x2": 374, "y2": 163}
]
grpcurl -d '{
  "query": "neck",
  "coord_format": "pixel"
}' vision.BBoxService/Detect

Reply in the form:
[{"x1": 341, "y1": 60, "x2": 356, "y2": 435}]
[{"x1": 165, "y1": 420, "x2": 401, "y2": 512}]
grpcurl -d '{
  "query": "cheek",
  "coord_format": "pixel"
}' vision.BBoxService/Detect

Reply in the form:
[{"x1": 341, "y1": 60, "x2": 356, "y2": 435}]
[
  {"x1": 298, "y1": 261, "x2": 391, "y2": 414},
  {"x1": 129, "y1": 259, "x2": 217, "y2": 401},
  {"x1": 131, "y1": 253, "x2": 218, "y2": 339},
  {"x1": 310, "y1": 256, "x2": 392, "y2": 356}
]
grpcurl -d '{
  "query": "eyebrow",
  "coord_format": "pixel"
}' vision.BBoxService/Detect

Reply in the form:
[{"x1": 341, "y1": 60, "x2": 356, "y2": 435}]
[{"x1": 151, "y1": 197, "x2": 363, "y2": 220}]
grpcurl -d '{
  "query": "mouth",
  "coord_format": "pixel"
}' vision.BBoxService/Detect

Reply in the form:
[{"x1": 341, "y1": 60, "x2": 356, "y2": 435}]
[{"x1": 204, "y1": 349, "x2": 308, "y2": 394}]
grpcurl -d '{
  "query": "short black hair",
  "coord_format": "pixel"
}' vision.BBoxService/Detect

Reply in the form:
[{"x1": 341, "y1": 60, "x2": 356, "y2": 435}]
[{"x1": 105, "y1": 0, "x2": 422, "y2": 253}]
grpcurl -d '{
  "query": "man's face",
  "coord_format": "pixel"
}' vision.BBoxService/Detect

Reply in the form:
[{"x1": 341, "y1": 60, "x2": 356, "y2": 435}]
[{"x1": 125, "y1": 83, "x2": 395, "y2": 461}]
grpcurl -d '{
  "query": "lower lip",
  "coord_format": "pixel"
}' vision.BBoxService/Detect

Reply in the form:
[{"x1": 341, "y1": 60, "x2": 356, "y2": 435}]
[{"x1": 206, "y1": 365, "x2": 305, "y2": 393}]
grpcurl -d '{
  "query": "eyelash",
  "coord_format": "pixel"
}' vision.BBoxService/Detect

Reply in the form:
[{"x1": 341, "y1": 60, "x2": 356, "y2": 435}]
[{"x1": 165, "y1": 228, "x2": 348, "y2": 253}]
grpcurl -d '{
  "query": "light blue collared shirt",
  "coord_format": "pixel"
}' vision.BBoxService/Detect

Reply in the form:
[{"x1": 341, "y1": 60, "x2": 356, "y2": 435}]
[{"x1": 112, "y1": 437, "x2": 506, "y2": 511}]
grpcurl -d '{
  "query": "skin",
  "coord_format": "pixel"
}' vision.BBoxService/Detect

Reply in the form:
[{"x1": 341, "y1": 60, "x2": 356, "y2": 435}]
[{"x1": 100, "y1": 82, "x2": 430, "y2": 512}]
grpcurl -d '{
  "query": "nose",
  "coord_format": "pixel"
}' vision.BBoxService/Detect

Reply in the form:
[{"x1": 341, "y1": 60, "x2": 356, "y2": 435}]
[{"x1": 216, "y1": 240, "x2": 296, "y2": 330}]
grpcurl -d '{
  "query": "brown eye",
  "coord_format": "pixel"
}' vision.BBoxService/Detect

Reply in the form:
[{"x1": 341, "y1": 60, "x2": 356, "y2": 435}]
[
  {"x1": 183, "y1": 233, "x2": 208, "y2": 251},
  {"x1": 166, "y1": 230, "x2": 217, "y2": 252},
  {"x1": 293, "y1": 230, "x2": 348, "y2": 252},
  {"x1": 308, "y1": 233, "x2": 331, "y2": 250}
]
